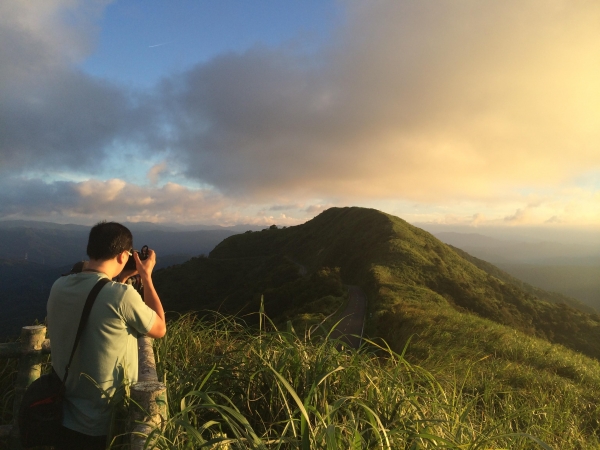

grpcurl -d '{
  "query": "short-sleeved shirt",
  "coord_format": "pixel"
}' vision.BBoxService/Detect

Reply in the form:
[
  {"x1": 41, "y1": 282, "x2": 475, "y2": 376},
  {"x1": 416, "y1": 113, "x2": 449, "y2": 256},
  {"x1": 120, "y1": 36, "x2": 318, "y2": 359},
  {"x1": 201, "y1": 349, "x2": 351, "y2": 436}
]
[{"x1": 47, "y1": 272, "x2": 156, "y2": 436}]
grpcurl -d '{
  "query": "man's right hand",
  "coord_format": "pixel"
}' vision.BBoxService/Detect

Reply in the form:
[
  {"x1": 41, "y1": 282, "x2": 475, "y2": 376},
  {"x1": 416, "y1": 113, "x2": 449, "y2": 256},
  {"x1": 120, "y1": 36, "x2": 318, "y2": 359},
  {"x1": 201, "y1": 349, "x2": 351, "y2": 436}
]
[
  {"x1": 134, "y1": 248, "x2": 156, "y2": 281},
  {"x1": 133, "y1": 248, "x2": 166, "y2": 338}
]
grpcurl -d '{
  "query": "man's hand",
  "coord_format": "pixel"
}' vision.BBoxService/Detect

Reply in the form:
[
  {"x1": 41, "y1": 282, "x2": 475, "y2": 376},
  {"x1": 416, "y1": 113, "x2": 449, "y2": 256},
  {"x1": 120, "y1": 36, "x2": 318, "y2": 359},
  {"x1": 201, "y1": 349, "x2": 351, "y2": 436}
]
[
  {"x1": 117, "y1": 268, "x2": 138, "y2": 283},
  {"x1": 133, "y1": 248, "x2": 166, "y2": 338},
  {"x1": 134, "y1": 248, "x2": 156, "y2": 282}
]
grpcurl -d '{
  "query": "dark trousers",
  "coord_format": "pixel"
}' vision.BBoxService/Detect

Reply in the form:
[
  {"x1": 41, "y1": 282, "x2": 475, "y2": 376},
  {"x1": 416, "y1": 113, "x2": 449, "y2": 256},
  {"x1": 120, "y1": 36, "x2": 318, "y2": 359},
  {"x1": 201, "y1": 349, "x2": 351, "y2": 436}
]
[{"x1": 55, "y1": 426, "x2": 107, "y2": 450}]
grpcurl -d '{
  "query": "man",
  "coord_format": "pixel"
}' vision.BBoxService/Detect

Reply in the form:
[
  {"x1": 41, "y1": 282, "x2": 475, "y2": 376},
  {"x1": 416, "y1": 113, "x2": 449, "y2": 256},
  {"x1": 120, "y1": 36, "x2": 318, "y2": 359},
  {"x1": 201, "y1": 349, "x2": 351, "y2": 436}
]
[{"x1": 47, "y1": 221, "x2": 166, "y2": 449}]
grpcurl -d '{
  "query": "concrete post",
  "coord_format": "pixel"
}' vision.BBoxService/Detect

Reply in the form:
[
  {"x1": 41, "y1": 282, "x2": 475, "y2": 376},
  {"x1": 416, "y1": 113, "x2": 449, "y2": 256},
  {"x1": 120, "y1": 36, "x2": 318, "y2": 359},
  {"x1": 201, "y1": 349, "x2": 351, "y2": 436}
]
[
  {"x1": 10, "y1": 325, "x2": 46, "y2": 449},
  {"x1": 130, "y1": 381, "x2": 168, "y2": 450}
]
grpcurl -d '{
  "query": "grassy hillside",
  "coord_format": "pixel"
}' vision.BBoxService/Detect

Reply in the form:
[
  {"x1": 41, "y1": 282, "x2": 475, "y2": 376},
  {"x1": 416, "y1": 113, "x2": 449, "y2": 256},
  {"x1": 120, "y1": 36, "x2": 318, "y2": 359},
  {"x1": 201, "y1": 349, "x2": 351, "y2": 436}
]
[
  {"x1": 155, "y1": 207, "x2": 600, "y2": 361},
  {"x1": 450, "y1": 245, "x2": 596, "y2": 313},
  {"x1": 5, "y1": 208, "x2": 600, "y2": 447},
  {"x1": 498, "y1": 262, "x2": 600, "y2": 311},
  {"x1": 156, "y1": 253, "x2": 348, "y2": 329},
  {"x1": 144, "y1": 313, "x2": 600, "y2": 449},
  {"x1": 149, "y1": 207, "x2": 600, "y2": 447}
]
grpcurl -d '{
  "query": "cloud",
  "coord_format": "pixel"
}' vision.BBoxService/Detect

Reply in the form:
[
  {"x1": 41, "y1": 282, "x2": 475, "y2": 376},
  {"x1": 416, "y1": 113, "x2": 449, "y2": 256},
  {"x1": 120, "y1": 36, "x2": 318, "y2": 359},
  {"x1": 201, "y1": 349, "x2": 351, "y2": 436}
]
[
  {"x1": 0, "y1": 176, "x2": 228, "y2": 224},
  {"x1": 4, "y1": 0, "x2": 600, "y2": 226},
  {"x1": 0, "y1": 176, "x2": 321, "y2": 226},
  {"x1": 470, "y1": 214, "x2": 486, "y2": 227},
  {"x1": 545, "y1": 215, "x2": 563, "y2": 224},
  {"x1": 305, "y1": 204, "x2": 333, "y2": 215},
  {"x1": 162, "y1": 0, "x2": 600, "y2": 203},
  {"x1": 269, "y1": 204, "x2": 301, "y2": 211},
  {"x1": 504, "y1": 208, "x2": 529, "y2": 224},
  {"x1": 147, "y1": 162, "x2": 168, "y2": 185},
  {"x1": 0, "y1": 0, "x2": 159, "y2": 175}
]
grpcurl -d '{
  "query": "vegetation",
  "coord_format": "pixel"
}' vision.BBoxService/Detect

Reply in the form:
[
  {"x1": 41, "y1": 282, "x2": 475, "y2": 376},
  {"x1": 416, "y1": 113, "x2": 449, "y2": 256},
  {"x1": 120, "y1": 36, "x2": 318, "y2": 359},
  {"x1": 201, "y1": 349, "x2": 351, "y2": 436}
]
[
  {"x1": 156, "y1": 254, "x2": 348, "y2": 329},
  {"x1": 3, "y1": 311, "x2": 600, "y2": 448},
  {"x1": 119, "y1": 312, "x2": 599, "y2": 448},
  {"x1": 450, "y1": 245, "x2": 596, "y2": 314},
  {"x1": 155, "y1": 207, "x2": 600, "y2": 361}
]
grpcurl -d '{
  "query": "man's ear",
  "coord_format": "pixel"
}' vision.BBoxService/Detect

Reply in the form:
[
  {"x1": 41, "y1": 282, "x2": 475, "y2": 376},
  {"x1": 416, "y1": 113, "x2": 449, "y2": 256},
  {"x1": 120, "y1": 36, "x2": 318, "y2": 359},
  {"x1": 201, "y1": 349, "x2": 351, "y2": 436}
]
[{"x1": 116, "y1": 251, "x2": 127, "y2": 265}]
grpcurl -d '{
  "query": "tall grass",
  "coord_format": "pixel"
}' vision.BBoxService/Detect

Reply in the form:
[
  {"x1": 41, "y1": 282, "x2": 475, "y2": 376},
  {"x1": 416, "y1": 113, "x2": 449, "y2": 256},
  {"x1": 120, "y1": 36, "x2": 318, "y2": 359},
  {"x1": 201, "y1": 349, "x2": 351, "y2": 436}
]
[
  {"x1": 0, "y1": 357, "x2": 16, "y2": 426},
  {"x1": 141, "y1": 312, "x2": 560, "y2": 449},
  {"x1": 3, "y1": 311, "x2": 594, "y2": 448}
]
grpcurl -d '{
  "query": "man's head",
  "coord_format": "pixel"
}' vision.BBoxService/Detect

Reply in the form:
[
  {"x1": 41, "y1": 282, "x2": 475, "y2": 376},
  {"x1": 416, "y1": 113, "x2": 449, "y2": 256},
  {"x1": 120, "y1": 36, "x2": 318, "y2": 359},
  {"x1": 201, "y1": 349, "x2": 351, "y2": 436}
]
[{"x1": 87, "y1": 221, "x2": 133, "y2": 261}]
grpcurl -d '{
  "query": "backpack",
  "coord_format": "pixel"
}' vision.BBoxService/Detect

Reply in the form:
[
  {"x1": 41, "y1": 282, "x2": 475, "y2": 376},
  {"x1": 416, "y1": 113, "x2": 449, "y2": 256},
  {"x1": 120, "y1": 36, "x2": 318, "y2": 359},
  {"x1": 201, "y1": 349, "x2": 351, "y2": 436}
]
[{"x1": 18, "y1": 278, "x2": 110, "y2": 448}]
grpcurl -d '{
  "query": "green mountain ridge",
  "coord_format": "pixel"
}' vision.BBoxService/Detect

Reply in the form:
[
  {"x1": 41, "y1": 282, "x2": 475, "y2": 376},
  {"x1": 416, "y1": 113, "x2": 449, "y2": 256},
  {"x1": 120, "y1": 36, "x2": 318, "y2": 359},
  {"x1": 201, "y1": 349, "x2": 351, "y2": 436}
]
[
  {"x1": 449, "y1": 244, "x2": 596, "y2": 313},
  {"x1": 155, "y1": 206, "x2": 600, "y2": 361}
]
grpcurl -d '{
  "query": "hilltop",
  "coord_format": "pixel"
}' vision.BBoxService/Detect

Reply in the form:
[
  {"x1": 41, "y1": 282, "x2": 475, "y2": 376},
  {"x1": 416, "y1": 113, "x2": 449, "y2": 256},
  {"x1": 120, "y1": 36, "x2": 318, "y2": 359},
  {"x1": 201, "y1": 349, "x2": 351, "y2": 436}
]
[{"x1": 155, "y1": 206, "x2": 600, "y2": 360}]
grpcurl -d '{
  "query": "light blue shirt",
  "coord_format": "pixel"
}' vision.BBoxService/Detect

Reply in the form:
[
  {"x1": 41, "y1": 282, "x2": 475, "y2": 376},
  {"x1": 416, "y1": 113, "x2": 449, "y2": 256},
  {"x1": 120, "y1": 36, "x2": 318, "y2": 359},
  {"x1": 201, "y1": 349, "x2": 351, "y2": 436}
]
[{"x1": 47, "y1": 272, "x2": 156, "y2": 436}]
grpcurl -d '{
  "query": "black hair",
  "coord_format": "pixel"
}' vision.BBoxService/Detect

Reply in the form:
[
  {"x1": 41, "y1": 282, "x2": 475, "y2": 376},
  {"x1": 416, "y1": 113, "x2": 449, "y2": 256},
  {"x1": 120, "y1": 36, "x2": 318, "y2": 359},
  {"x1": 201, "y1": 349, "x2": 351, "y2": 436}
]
[{"x1": 86, "y1": 221, "x2": 133, "y2": 261}]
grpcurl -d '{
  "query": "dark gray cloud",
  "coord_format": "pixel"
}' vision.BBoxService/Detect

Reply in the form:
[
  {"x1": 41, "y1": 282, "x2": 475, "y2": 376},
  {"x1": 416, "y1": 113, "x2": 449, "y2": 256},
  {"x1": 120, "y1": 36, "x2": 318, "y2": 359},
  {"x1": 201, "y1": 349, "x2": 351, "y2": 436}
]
[
  {"x1": 0, "y1": 178, "x2": 80, "y2": 217},
  {"x1": 0, "y1": 70, "x2": 140, "y2": 171},
  {"x1": 0, "y1": 1, "x2": 159, "y2": 175}
]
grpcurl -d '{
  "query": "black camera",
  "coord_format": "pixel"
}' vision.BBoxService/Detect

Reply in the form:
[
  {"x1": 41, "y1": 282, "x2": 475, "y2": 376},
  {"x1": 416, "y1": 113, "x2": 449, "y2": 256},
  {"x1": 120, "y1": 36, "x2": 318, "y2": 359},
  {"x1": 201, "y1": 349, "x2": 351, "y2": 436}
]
[{"x1": 124, "y1": 245, "x2": 149, "y2": 271}]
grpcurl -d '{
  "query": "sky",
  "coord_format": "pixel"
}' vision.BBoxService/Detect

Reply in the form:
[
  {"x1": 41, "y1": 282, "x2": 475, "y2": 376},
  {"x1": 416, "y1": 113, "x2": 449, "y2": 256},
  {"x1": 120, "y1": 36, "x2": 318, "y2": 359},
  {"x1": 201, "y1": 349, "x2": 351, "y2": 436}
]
[{"x1": 2, "y1": 0, "x2": 600, "y2": 232}]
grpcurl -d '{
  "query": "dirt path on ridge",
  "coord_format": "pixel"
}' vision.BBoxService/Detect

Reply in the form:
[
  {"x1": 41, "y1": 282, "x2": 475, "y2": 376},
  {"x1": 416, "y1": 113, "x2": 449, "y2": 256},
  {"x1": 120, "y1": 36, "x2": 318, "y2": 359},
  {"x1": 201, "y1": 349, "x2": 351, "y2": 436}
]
[
  {"x1": 331, "y1": 285, "x2": 367, "y2": 349},
  {"x1": 288, "y1": 258, "x2": 367, "y2": 349}
]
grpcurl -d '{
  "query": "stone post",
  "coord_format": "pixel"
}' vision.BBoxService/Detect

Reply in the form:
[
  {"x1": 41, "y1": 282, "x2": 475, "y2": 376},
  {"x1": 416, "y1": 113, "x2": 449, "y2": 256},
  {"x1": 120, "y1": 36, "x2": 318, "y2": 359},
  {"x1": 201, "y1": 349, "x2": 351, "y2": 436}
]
[
  {"x1": 129, "y1": 381, "x2": 168, "y2": 450},
  {"x1": 130, "y1": 336, "x2": 168, "y2": 449},
  {"x1": 10, "y1": 325, "x2": 46, "y2": 449}
]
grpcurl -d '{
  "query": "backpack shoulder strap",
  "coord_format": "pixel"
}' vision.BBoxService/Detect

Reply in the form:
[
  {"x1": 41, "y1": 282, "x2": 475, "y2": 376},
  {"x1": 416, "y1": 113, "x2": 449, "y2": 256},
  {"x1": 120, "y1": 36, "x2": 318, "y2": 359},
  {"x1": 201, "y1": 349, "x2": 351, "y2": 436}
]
[
  {"x1": 61, "y1": 260, "x2": 89, "y2": 276},
  {"x1": 61, "y1": 277, "x2": 111, "y2": 384}
]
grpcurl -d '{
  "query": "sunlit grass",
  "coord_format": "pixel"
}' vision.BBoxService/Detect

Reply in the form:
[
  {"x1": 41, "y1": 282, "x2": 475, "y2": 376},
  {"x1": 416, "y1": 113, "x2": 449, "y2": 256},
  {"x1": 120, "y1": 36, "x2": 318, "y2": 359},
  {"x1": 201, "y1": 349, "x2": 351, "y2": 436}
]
[
  {"x1": 2, "y1": 311, "x2": 598, "y2": 448},
  {"x1": 124, "y1": 312, "x2": 590, "y2": 449}
]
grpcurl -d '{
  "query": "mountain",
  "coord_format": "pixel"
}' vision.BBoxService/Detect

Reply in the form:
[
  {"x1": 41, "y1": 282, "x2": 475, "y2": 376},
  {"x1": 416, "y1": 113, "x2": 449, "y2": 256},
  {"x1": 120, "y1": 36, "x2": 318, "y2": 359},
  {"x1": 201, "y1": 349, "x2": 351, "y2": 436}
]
[
  {"x1": 0, "y1": 224, "x2": 238, "y2": 338},
  {"x1": 0, "y1": 219, "x2": 266, "y2": 233},
  {"x1": 448, "y1": 245, "x2": 596, "y2": 313},
  {"x1": 154, "y1": 206, "x2": 600, "y2": 361},
  {"x1": 0, "y1": 259, "x2": 67, "y2": 338},
  {"x1": 496, "y1": 263, "x2": 600, "y2": 311},
  {"x1": 0, "y1": 226, "x2": 235, "y2": 267},
  {"x1": 434, "y1": 231, "x2": 598, "y2": 264},
  {"x1": 435, "y1": 230, "x2": 600, "y2": 310},
  {"x1": 0, "y1": 220, "x2": 89, "y2": 231}
]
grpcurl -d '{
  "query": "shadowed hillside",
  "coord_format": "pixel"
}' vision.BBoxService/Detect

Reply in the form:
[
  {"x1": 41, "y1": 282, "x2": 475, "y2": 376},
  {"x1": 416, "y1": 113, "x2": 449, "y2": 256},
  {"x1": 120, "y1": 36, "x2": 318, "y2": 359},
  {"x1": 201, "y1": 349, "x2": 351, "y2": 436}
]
[{"x1": 154, "y1": 206, "x2": 600, "y2": 361}]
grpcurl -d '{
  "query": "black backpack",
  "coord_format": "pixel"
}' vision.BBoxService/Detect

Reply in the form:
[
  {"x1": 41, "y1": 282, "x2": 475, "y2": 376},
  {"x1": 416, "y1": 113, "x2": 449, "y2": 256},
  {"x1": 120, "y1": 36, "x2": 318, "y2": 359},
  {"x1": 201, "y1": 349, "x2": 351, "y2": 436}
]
[{"x1": 18, "y1": 278, "x2": 110, "y2": 448}]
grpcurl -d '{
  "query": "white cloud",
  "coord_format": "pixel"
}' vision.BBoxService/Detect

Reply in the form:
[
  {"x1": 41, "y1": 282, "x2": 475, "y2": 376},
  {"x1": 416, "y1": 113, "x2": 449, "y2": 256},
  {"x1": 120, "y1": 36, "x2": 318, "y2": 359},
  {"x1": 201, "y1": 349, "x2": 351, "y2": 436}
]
[{"x1": 0, "y1": 177, "x2": 319, "y2": 226}]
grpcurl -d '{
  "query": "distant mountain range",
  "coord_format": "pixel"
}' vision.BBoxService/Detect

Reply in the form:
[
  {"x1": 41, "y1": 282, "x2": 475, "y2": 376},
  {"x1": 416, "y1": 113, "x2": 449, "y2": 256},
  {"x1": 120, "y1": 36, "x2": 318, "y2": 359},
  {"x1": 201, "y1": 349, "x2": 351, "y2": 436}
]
[
  {"x1": 434, "y1": 231, "x2": 600, "y2": 265},
  {"x1": 0, "y1": 221, "x2": 254, "y2": 337},
  {"x1": 0, "y1": 223, "x2": 241, "y2": 267}
]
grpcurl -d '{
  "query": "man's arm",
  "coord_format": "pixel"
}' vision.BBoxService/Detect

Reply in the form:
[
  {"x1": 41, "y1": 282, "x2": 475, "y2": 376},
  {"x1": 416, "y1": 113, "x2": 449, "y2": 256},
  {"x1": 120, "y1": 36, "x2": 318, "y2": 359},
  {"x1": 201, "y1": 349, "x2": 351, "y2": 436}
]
[{"x1": 134, "y1": 250, "x2": 166, "y2": 338}]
